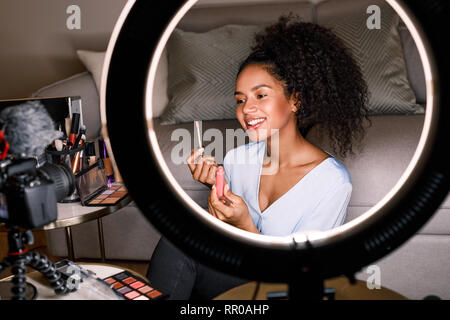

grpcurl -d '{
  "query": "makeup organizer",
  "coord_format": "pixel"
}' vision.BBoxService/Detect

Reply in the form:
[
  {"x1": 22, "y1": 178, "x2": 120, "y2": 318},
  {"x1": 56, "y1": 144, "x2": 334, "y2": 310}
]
[
  {"x1": 45, "y1": 143, "x2": 89, "y2": 203},
  {"x1": 46, "y1": 140, "x2": 128, "y2": 206}
]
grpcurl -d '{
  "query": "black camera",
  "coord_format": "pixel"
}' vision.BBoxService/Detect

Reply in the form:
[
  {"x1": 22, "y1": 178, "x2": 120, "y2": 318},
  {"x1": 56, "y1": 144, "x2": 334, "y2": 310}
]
[{"x1": 0, "y1": 156, "x2": 75, "y2": 229}]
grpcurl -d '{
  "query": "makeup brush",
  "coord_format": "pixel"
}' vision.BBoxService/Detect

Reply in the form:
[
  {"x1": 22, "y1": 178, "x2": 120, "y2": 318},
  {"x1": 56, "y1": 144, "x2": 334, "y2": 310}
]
[
  {"x1": 73, "y1": 124, "x2": 86, "y2": 149},
  {"x1": 65, "y1": 118, "x2": 72, "y2": 140}
]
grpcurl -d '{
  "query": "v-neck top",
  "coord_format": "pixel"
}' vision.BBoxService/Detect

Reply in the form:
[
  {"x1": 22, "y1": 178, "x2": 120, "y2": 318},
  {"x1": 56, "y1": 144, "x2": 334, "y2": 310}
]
[{"x1": 223, "y1": 141, "x2": 352, "y2": 236}]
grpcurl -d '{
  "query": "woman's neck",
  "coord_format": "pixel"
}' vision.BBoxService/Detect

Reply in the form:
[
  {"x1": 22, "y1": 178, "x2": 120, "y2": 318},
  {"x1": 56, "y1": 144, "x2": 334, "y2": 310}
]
[{"x1": 266, "y1": 117, "x2": 309, "y2": 168}]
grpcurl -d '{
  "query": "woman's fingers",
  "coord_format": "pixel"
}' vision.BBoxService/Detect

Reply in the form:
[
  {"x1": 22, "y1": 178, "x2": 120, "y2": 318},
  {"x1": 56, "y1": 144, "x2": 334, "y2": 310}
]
[
  {"x1": 187, "y1": 148, "x2": 205, "y2": 173},
  {"x1": 187, "y1": 148, "x2": 218, "y2": 187},
  {"x1": 192, "y1": 157, "x2": 205, "y2": 180},
  {"x1": 207, "y1": 197, "x2": 217, "y2": 218},
  {"x1": 223, "y1": 184, "x2": 240, "y2": 204},
  {"x1": 198, "y1": 156, "x2": 216, "y2": 183},
  {"x1": 204, "y1": 161, "x2": 218, "y2": 185},
  {"x1": 208, "y1": 188, "x2": 224, "y2": 219},
  {"x1": 211, "y1": 186, "x2": 230, "y2": 209}
]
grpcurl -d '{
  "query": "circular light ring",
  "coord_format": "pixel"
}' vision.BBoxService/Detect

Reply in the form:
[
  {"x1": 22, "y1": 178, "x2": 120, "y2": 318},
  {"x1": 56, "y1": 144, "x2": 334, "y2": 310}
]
[{"x1": 102, "y1": 0, "x2": 450, "y2": 282}]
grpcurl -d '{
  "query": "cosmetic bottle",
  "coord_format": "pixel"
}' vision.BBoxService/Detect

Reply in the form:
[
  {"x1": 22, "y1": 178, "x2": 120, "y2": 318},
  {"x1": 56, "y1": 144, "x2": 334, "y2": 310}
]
[
  {"x1": 85, "y1": 141, "x2": 96, "y2": 167},
  {"x1": 99, "y1": 139, "x2": 115, "y2": 187}
]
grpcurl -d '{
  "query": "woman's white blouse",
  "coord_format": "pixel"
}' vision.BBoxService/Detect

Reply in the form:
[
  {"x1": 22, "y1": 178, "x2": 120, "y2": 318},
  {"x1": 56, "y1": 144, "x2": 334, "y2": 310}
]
[{"x1": 223, "y1": 141, "x2": 352, "y2": 236}]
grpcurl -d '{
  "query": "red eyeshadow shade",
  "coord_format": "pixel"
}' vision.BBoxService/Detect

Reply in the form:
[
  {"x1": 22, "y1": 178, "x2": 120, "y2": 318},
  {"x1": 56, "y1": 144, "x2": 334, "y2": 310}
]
[
  {"x1": 125, "y1": 291, "x2": 141, "y2": 300},
  {"x1": 130, "y1": 281, "x2": 145, "y2": 289},
  {"x1": 104, "y1": 278, "x2": 116, "y2": 285},
  {"x1": 113, "y1": 282, "x2": 124, "y2": 289},
  {"x1": 147, "y1": 290, "x2": 162, "y2": 299},
  {"x1": 123, "y1": 277, "x2": 136, "y2": 284}
]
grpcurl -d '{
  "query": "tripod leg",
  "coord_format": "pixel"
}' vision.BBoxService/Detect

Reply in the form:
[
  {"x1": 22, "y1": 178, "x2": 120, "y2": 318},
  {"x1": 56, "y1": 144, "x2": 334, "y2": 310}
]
[
  {"x1": 27, "y1": 252, "x2": 71, "y2": 295},
  {"x1": 10, "y1": 256, "x2": 28, "y2": 300}
]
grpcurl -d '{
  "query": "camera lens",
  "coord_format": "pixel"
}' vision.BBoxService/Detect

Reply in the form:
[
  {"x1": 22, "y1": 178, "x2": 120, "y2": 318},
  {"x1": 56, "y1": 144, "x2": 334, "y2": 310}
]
[{"x1": 39, "y1": 163, "x2": 76, "y2": 202}]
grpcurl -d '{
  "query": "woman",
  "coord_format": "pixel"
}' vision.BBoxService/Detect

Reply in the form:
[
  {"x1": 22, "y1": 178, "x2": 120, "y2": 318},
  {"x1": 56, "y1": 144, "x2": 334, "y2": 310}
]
[{"x1": 147, "y1": 15, "x2": 370, "y2": 299}]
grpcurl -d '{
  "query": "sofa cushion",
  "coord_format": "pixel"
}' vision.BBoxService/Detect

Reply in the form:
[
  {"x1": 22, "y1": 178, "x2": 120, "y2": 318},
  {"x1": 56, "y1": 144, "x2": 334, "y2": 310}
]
[
  {"x1": 398, "y1": 21, "x2": 426, "y2": 104},
  {"x1": 77, "y1": 50, "x2": 105, "y2": 94},
  {"x1": 308, "y1": 114, "x2": 425, "y2": 207},
  {"x1": 32, "y1": 72, "x2": 102, "y2": 140},
  {"x1": 160, "y1": 25, "x2": 263, "y2": 125},
  {"x1": 76, "y1": 48, "x2": 169, "y2": 118},
  {"x1": 157, "y1": 1, "x2": 314, "y2": 124},
  {"x1": 160, "y1": 0, "x2": 424, "y2": 125},
  {"x1": 178, "y1": 1, "x2": 315, "y2": 32},
  {"x1": 316, "y1": 0, "x2": 424, "y2": 115}
]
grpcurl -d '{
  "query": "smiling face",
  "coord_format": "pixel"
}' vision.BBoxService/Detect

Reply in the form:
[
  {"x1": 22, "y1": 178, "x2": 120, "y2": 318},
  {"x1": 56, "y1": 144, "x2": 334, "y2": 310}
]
[{"x1": 235, "y1": 64, "x2": 298, "y2": 142}]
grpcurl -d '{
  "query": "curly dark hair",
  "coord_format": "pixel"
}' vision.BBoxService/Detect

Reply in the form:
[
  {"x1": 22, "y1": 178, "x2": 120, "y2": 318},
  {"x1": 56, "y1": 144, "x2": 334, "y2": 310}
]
[{"x1": 238, "y1": 14, "x2": 372, "y2": 159}]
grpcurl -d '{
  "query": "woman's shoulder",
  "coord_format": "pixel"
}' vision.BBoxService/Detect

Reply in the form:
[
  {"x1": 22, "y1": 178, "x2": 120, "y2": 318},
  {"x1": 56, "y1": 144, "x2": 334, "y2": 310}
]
[{"x1": 320, "y1": 155, "x2": 352, "y2": 186}]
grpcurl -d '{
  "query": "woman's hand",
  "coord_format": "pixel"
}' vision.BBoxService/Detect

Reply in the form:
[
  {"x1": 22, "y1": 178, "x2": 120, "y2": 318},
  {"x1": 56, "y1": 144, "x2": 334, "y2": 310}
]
[
  {"x1": 187, "y1": 148, "x2": 218, "y2": 189},
  {"x1": 208, "y1": 183, "x2": 259, "y2": 233}
]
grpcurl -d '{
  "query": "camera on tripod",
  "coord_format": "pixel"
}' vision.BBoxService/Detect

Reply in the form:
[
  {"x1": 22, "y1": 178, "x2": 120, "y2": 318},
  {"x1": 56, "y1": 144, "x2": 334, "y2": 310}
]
[
  {"x1": 0, "y1": 100, "x2": 79, "y2": 299},
  {"x1": 0, "y1": 156, "x2": 75, "y2": 229}
]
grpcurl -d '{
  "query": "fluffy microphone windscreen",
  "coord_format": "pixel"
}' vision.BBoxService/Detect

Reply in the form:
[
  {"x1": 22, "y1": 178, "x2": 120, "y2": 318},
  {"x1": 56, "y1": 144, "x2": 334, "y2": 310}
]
[{"x1": 0, "y1": 100, "x2": 62, "y2": 158}]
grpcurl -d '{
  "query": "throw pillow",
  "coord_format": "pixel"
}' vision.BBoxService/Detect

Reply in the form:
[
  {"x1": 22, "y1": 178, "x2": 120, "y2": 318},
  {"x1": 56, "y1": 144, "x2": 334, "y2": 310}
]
[
  {"x1": 76, "y1": 49, "x2": 169, "y2": 118},
  {"x1": 160, "y1": 24, "x2": 262, "y2": 124},
  {"x1": 317, "y1": 1, "x2": 424, "y2": 114}
]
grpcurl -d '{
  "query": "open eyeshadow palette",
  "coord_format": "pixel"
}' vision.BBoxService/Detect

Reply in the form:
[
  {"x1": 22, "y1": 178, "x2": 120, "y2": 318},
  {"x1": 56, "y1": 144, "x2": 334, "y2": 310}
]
[
  {"x1": 103, "y1": 271, "x2": 167, "y2": 300},
  {"x1": 75, "y1": 159, "x2": 129, "y2": 206},
  {"x1": 84, "y1": 182, "x2": 128, "y2": 206}
]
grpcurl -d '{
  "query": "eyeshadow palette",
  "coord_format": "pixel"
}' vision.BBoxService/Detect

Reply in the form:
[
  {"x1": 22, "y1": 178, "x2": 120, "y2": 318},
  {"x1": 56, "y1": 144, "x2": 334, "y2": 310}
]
[
  {"x1": 84, "y1": 183, "x2": 128, "y2": 206},
  {"x1": 75, "y1": 160, "x2": 129, "y2": 206},
  {"x1": 103, "y1": 271, "x2": 167, "y2": 300}
]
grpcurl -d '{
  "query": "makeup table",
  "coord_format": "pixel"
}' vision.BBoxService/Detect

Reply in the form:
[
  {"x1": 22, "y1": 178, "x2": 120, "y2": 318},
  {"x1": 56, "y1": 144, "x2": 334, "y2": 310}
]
[
  {"x1": 0, "y1": 262, "x2": 156, "y2": 300},
  {"x1": 41, "y1": 196, "x2": 132, "y2": 262}
]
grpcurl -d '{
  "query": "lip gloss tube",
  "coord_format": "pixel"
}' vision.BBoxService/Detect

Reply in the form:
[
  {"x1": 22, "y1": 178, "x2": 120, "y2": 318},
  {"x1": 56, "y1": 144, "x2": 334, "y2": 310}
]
[{"x1": 215, "y1": 166, "x2": 225, "y2": 198}]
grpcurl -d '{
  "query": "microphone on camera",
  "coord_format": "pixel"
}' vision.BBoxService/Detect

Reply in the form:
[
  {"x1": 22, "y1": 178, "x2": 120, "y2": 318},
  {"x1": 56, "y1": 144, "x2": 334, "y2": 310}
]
[{"x1": 0, "y1": 100, "x2": 62, "y2": 158}]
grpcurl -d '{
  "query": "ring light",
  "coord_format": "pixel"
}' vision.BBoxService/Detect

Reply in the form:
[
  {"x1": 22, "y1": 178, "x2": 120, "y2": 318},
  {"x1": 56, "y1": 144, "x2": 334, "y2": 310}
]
[{"x1": 101, "y1": 0, "x2": 449, "y2": 296}]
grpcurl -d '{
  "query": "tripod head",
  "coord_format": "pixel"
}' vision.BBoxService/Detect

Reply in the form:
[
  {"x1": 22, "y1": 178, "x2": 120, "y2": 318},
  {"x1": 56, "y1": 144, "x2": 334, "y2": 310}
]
[{"x1": 7, "y1": 226, "x2": 33, "y2": 254}]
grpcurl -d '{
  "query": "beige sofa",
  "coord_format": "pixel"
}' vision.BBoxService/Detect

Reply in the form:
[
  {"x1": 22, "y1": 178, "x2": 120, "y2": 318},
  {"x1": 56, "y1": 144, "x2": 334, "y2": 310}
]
[{"x1": 33, "y1": 0, "x2": 449, "y2": 300}]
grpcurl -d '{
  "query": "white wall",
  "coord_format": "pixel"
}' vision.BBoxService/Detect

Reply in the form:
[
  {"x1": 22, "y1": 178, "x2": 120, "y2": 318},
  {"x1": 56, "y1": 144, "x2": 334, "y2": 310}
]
[
  {"x1": 0, "y1": 0, "x2": 127, "y2": 99},
  {"x1": 0, "y1": 0, "x2": 322, "y2": 99}
]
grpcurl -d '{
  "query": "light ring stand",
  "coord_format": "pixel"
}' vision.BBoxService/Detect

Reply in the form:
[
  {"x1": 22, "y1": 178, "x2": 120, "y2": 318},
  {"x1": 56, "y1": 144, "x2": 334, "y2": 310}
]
[{"x1": 101, "y1": 0, "x2": 449, "y2": 287}]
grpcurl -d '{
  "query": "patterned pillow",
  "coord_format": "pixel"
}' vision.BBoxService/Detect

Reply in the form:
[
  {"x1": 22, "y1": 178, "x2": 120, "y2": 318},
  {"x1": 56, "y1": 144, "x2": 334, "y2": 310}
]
[
  {"x1": 160, "y1": 25, "x2": 262, "y2": 125},
  {"x1": 318, "y1": 2, "x2": 424, "y2": 114}
]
